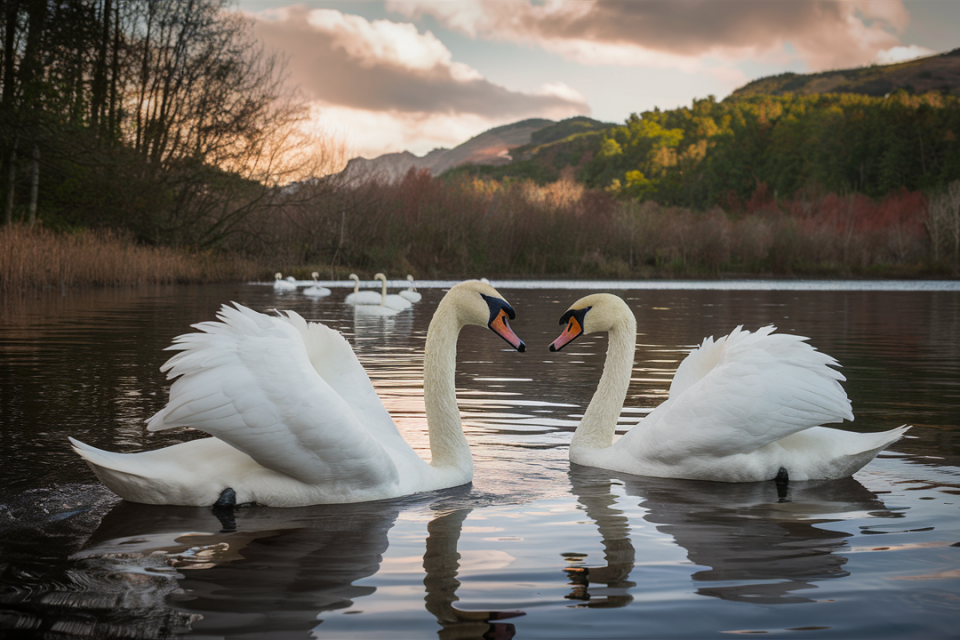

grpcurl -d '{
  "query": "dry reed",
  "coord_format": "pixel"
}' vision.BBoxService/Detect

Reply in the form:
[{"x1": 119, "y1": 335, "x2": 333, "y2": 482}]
[{"x1": 0, "y1": 225, "x2": 260, "y2": 294}]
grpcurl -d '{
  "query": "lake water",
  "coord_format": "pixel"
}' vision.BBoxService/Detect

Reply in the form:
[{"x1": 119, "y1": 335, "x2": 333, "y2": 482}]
[{"x1": 1, "y1": 279, "x2": 959, "y2": 639}]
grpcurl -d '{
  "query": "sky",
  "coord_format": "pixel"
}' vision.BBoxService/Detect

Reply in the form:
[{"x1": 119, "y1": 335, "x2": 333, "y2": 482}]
[{"x1": 235, "y1": 1, "x2": 960, "y2": 162}]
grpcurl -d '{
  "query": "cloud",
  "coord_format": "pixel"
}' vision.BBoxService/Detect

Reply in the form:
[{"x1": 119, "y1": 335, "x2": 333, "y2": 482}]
[
  {"x1": 388, "y1": 0, "x2": 917, "y2": 72},
  {"x1": 875, "y1": 44, "x2": 936, "y2": 64},
  {"x1": 250, "y1": 6, "x2": 589, "y2": 119},
  {"x1": 305, "y1": 103, "x2": 515, "y2": 160}
]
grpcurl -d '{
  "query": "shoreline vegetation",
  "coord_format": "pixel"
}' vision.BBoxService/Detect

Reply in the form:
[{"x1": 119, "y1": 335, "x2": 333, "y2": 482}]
[
  {"x1": 3, "y1": 174, "x2": 958, "y2": 295},
  {"x1": 0, "y1": 225, "x2": 260, "y2": 295}
]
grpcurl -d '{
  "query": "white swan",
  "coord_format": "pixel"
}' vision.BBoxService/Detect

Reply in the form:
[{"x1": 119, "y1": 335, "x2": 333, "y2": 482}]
[
  {"x1": 400, "y1": 275, "x2": 422, "y2": 303},
  {"x1": 344, "y1": 274, "x2": 382, "y2": 306},
  {"x1": 303, "y1": 272, "x2": 331, "y2": 298},
  {"x1": 69, "y1": 280, "x2": 527, "y2": 507},
  {"x1": 272, "y1": 272, "x2": 297, "y2": 292},
  {"x1": 374, "y1": 273, "x2": 412, "y2": 311},
  {"x1": 549, "y1": 294, "x2": 910, "y2": 483}
]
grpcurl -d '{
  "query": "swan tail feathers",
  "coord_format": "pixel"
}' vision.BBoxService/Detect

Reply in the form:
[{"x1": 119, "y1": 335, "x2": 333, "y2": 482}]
[
  {"x1": 69, "y1": 437, "x2": 240, "y2": 505},
  {"x1": 69, "y1": 437, "x2": 137, "y2": 472},
  {"x1": 827, "y1": 425, "x2": 912, "y2": 479},
  {"x1": 779, "y1": 425, "x2": 911, "y2": 480},
  {"x1": 857, "y1": 424, "x2": 911, "y2": 452},
  {"x1": 69, "y1": 437, "x2": 154, "y2": 501}
]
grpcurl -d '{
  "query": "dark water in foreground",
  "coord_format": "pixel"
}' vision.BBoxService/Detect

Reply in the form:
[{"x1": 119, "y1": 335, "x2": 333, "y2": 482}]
[{"x1": 1, "y1": 280, "x2": 959, "y2": 639}]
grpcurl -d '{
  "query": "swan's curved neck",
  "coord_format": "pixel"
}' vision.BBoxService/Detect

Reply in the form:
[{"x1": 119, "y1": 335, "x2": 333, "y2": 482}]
[
  {"x1": 423, "y1": 299, "x2": 472, "y2": 474},
  {"x1": 379, "y1": 278, "x2": 387, "y2": 305},
  {"x1": 352, "y1": 279, "x2": 359, "y2": 294},
  {"x1": 571, "y1": 313, "x2": 636, "y2": 451}
]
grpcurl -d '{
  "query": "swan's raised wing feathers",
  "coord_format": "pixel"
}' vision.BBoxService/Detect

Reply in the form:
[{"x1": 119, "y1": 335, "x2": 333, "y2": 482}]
[
  {"x1": 281, "y1": 309, "x2": 409, "y2": 448},
  {"x1": 629, "y1": 326, "x2": 853, "y2": 459},
  {"x1": 147, "y1": 304, "x2": 400, "y2": 489}
]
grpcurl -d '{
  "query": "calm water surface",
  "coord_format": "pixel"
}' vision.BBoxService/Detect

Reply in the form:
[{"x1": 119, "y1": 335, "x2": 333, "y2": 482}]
[{"x1": 1, "y1": 280, "x2": 959, "y2": 639}]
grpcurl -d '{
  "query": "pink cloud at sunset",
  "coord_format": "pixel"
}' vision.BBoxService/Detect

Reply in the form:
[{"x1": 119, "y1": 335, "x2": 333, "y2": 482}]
[
  {"x1": 250, "y1": 6, "x2": 590, "y2": 158},
  {"x1": 388, "y1": 0, "x2": 931, "y2": 71}
]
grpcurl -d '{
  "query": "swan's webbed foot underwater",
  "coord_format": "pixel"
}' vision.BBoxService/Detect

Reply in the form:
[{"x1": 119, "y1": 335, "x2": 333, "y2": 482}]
[
  {"x1": 774, "y1": 467, "x2": 789, "y2": 500},
  {"x1": 213, "y1": 487, "x2": 237, "y2": 508},
  {"x1": 211, "y1": 488, "x2": 259, "y2": 531}
]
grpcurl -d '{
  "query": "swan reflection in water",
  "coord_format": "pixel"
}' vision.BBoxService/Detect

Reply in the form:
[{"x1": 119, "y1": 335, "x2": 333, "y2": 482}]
[
  {"x1": 74, "y1": 493, "x2": 522, "y2": 639},
  {"x1": 565, "y1": 465, "x2": 896, "y2": 606}
]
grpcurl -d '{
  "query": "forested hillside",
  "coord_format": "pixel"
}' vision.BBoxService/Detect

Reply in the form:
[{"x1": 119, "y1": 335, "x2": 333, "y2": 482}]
[
  {"x1": 457, "y1": 92, "x2": 960, "y2": 211},
  {"x1": 451, "y1": 50, "x2": 960, "y2": 214},
  {"x1": 731, "y1": 48, "x2": 960, "y2": 98},
  {"x1": 582, "y1": 92, "x2": 960, "y2": 208}
]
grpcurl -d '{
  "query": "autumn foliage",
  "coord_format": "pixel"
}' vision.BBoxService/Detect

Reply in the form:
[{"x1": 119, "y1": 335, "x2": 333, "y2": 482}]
[{"x1": 265, "y1": 169, "x2": 954, "y2": 280}]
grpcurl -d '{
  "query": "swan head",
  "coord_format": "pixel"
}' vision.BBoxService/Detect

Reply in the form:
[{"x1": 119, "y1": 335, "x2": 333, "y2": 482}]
[
  {"x1": 549, "y1": 293, "x2": 632, "y2": 352},
  {"x1": 349, "y1": 273, "x2": 359, "y2": 282},
  {"x1": 441, "y1": 280, "x2": 525, "y2": 352},
  {"x1": 311, "y1": 271, "x2": 319, "y2": 280},
  {"x1": 407, "y1": 275, "x2": 414, "y2": 282},
  {"x1": 274, "y1": 272, "x2": 283, "y2": 280}
]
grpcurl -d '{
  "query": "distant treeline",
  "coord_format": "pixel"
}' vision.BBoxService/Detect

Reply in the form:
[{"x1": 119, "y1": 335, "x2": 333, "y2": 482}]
[{"x1": 587, "y1": 93, "x2": 960, "y2": 209}]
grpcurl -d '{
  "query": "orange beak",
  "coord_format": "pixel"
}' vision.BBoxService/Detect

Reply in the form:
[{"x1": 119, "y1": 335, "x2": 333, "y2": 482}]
[
  {"x1": 490, "y1": 308, "x2": 525, "y2": 352},
  {"x1": 549, "y1": 317, "x2": 583, "y2": 352}
]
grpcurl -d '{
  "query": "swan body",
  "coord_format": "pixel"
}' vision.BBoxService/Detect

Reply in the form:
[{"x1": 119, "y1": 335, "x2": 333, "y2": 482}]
[
  {"x1": 273, "y1": 272, "x2": 297, "y2": 291},
  {"x1": 344, "y1": 274, "x2": 382, "y2": 306},
  {"x1": 374, "y1": 273, "x2": 412, "y2": 310},
  {"x1": 550, "y1": 294, "x2": 909, "y2": 483},
  {"x1": 303, "y1": 272, "x2": 331, "y2": 298},
  {"x1": 70, "y1": 281, "x2": 526, "y2": 506},
  {"x1": 400, "y1": 275, "x2": 422, "y2": 303}
]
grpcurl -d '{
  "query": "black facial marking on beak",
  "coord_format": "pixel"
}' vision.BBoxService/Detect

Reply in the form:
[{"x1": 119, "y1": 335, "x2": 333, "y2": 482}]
[
  {"x1": 481, "y1": 294, "x2": 525, "y2": 352},
  {"x1": 549, "y1": 306, "x2": 591, "y2": 352}
]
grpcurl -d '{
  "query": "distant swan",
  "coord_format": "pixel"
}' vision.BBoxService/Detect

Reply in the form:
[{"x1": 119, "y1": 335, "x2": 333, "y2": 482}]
[
  {"x1": 344, "y1": 274, "x2": 382, "y2": 306},
  {"x1": 400, "y1": 275, "x2": 422, "y2": 303},
  {"x1": 70, "y1": 281, "x2": 526, "y2": 506},
  {"x1": 375, "y1": 273, "x2": 412, "y2": 311},
  {"x1": 303, "y1": 272, "x2": 331, "y2": 298},
  {"x1": 273, "y1": 272, "x2": 297, "y2": 291},
  {"x1": 549, "y1": 293, "x2": 909, "y2": 483}
]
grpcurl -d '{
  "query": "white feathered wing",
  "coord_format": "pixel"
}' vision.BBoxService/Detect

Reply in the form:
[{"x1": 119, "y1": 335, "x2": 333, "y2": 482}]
[
  {"x1": 71, "y1": 304, "x2": 426, "y2": 505},
  {"x1": 610, "y1": 326, "x2": 906, "y2": 481}
]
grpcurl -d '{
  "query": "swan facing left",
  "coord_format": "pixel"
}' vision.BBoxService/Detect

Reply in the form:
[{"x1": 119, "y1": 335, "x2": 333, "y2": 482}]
[
  {"x1": 69, "y1": 280, "x2": 526, "y2": 507},
  {"x1": 550, "y1": 293, "x2": 909, "y2": 484}
]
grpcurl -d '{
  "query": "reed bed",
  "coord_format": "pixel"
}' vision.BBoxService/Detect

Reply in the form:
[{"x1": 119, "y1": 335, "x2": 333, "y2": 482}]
[
  {"x1": 0, "y1": 225, "x2": 260, "y2": 294},
  {"x1": 273, "y1": 172, "x2": 945, "y2": 279}
]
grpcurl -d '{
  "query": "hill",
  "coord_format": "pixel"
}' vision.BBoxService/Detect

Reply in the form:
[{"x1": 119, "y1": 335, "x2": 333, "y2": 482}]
[
  {"x1": 338, "y1": 118, "x2": 555, "y2": 184},
  {"x1": 440, "y1": 116, "x2": 615, "y2": 183},
  {"x1": 731, "y1": 48, "x2": 960, "y2": 98}
]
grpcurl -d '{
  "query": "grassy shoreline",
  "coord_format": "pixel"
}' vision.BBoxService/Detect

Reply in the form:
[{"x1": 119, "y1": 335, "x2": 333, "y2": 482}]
[
  {"x1": 0, "y1": 225, "x2": 263, "y2": 295},
  {"x1": 3, "y1": 223, "x2": 953, "y2": 297}
]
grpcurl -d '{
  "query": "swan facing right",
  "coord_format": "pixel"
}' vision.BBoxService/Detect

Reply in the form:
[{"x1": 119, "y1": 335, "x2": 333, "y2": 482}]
[
  {"x1": 550, "y1": 293, "x2": 909, "y2": 484},
  {"x1": 70, "y1": 280, "x2": 526, "y2": 507}
]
